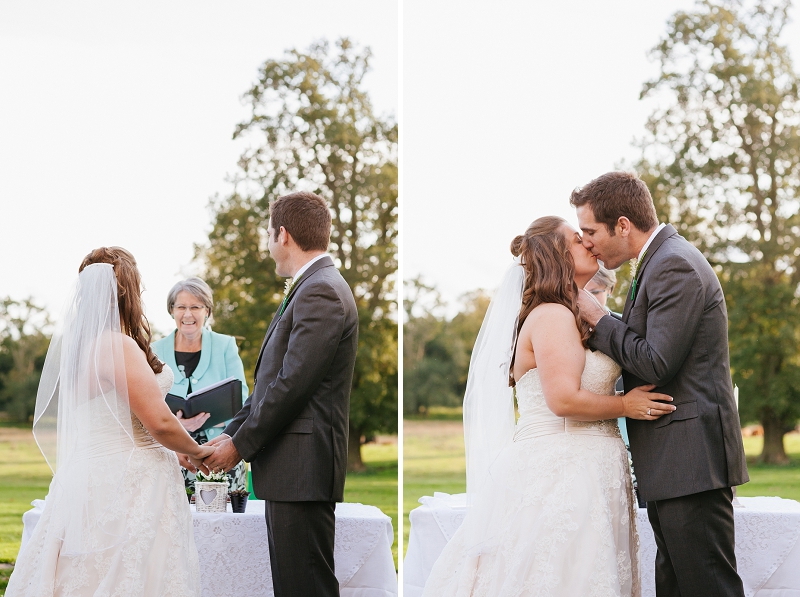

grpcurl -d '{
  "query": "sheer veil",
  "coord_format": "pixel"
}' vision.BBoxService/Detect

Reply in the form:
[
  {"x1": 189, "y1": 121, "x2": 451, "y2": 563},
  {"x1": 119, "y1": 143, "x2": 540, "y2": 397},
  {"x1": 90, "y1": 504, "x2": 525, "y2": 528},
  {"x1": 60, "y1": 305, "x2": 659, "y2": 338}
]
[
  {"x1": 33, "y1": 262, "x2": 135, "y2": 556},
  {"x1": 463, "y1": 259, "x2": 525, "y2": 499}
]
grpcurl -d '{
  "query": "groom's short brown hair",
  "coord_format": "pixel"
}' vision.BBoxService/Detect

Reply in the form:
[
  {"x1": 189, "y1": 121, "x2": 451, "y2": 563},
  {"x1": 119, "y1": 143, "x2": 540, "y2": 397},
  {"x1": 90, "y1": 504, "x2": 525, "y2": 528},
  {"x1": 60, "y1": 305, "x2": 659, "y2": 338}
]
[
  {"x1": 270, "y1": 191, "x2": 332, "y2": 252},
  {"x1": 570, "y1": 171, "x2": 658, "y2": 235}
]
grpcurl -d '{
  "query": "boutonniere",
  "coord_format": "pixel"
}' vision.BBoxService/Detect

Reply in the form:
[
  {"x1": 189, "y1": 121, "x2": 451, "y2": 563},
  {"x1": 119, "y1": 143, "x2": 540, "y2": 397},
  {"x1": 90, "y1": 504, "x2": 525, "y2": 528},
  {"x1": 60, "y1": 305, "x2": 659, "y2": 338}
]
[
  {"x1": 630, "y1": 249, "x2": 648, "y2": 302},
  {"x1": 278, "y1": 275, "x2": 301, "y2": 316}
]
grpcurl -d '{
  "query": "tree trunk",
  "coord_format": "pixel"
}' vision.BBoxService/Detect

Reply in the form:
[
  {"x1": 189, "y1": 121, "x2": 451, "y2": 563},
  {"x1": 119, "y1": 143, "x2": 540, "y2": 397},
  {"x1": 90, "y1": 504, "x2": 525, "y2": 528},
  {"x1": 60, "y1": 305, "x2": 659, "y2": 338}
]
[
  {"x1": 759, "y1": 410, "x2": 790, "y2": 465},
  {"x1": 347, "y1": 425, "x2": 366, "y2": 472}
]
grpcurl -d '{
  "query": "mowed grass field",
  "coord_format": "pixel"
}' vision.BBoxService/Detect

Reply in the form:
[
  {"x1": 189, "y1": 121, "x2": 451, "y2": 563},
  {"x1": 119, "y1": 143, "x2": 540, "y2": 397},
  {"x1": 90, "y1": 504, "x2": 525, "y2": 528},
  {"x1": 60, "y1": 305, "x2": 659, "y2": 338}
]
[
  {"x1": 403, "y1": 416, "x2": 800, "y2": 559},
  {"x1": 0, "y1": 426, "x2": 397, "y2": 593}
]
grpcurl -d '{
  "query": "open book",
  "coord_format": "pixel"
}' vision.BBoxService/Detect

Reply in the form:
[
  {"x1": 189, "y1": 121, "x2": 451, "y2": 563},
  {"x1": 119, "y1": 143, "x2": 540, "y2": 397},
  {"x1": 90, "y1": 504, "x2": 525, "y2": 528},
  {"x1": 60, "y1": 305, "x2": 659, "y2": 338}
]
[{"x1": 165, "y1": 377, "x2": 243, "y2": 432}]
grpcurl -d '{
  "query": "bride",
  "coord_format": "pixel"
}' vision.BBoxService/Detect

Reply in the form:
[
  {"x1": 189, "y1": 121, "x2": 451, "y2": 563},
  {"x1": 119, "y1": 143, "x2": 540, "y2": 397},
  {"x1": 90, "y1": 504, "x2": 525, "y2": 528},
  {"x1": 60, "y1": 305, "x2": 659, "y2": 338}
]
[
  {"x1": 7, "y1": 247, "x2": 214, "y2": 597},
  {"x1": 422, "y1": 217, "x2": 675, "y2": 597}
]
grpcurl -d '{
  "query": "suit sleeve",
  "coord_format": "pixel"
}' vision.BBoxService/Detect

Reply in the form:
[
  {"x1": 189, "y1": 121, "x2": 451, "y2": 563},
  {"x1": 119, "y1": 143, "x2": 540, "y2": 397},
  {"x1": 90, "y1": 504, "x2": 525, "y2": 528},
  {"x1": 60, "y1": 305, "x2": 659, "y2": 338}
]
[
  {"x1": 230, "y1": 281, "x2": 345, "y2": 461},
  {"x1": 590, "y1": 255, "x2": 706, "y2": 387}
]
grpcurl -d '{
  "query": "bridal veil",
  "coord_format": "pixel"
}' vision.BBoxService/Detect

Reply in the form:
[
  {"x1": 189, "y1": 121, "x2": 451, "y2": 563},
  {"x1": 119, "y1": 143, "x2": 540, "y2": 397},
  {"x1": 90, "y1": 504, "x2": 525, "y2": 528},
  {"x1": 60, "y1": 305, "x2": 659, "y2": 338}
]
[{"x1": 33, "y1": 262, "x2": 135, "y2": 556}]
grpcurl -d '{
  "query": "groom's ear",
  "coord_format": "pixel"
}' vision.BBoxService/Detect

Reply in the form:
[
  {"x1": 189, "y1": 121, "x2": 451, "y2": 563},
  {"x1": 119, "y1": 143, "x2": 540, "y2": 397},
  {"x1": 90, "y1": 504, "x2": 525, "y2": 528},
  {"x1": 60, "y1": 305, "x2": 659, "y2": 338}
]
[{"x1": 616, "y1": 217, "x2": 633, "y2": 237}]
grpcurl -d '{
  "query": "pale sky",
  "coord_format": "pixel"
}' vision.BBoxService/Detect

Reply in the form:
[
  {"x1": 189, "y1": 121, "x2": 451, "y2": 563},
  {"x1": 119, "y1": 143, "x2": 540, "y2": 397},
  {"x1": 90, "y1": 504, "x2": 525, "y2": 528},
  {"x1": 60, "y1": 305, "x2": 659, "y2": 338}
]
[
  {"x1": 0, "y1": 0, "x2": 398, "y2": 334},
  {"x1": 402, "y1": 0, "x2": 800, "y2": 311}
]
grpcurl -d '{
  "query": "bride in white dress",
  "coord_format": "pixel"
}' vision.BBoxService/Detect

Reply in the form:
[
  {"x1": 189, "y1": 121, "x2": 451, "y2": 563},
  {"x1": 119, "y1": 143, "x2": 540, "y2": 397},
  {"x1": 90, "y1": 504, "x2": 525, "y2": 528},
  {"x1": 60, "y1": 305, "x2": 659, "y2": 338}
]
[
  {"x1": 422, "y1": 217, "x2": 675, "y2": 597},
  {"x1": 7, "y1": 247, "x2": 214, "y2": 597}
]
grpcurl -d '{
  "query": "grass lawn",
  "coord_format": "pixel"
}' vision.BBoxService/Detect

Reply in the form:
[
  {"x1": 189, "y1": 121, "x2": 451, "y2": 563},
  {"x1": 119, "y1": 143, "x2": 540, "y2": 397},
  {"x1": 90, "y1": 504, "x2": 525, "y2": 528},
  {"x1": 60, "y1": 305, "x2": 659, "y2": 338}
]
[
  {"x1": 343, "y1": 439, "x2": 399, "y2": 566},
  {"x1": 403, "y1": 418, "x2": 800, "y2": 560},
  {"x1": 0, "y1": 426, "x2": 397, "y2": 594}
]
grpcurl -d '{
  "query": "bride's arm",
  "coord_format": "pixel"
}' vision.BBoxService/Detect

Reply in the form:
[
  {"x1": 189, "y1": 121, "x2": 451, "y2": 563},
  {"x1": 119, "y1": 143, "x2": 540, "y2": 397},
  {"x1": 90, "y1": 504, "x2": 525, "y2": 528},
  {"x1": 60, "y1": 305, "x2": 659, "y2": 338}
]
[
  {"x1": 121, "y1": 336, "x2": 214, "y2": 460},
  {"x1": 526, "y1": 303, "x2": 675, "y2": 421}
]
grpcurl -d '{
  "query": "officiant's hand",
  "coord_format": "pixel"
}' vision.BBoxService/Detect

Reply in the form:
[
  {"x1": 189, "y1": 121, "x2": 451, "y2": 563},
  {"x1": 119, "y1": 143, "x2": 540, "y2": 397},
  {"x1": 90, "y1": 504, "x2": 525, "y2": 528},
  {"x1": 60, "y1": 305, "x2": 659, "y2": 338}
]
[
  {"x1": 176, "y1": 410, "x2": 211, "y2": 432},
  {"x1": 577, "y1": 288, "x2": 608, "y2": 327},
  {"x1": 203, "y1": 434, "x2": 241, "y2": 472}
]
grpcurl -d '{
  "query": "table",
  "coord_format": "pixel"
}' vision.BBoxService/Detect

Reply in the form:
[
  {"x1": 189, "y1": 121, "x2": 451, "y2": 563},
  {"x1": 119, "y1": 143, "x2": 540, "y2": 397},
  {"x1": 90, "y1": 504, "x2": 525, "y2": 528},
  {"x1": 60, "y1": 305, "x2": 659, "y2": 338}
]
[
  {"x1": 404, "y1": 493, "x2": 800, "y2": 597},
  {"x1": 22, "y1": 499, "x2": 397, "y2": 597}
]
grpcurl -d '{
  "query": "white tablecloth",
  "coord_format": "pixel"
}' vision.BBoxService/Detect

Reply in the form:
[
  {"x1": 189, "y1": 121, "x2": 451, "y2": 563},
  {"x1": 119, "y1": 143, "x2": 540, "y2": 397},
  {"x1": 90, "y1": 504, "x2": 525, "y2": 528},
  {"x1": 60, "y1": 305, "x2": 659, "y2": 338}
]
[
  {"x1": 404, "y1": 493, "x2": 800, "y2": 597},
  {"x1": 21, "y1": 499, "x2": 397, "y2": 597}
]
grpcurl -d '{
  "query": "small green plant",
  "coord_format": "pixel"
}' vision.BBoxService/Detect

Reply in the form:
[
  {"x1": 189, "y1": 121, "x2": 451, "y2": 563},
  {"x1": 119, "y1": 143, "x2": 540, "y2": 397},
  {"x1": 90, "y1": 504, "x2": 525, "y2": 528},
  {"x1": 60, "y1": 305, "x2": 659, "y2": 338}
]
[{"x1": 228, "y1": 488, "x2": 249, "y2": 497}]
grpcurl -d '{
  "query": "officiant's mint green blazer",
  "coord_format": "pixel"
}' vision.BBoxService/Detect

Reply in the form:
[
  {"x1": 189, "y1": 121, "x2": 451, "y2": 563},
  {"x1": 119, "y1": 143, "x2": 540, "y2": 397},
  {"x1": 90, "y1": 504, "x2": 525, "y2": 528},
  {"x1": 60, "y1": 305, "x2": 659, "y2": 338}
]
[{"x1": 152, "y1": 328, "x2": 249, "y2": 441}]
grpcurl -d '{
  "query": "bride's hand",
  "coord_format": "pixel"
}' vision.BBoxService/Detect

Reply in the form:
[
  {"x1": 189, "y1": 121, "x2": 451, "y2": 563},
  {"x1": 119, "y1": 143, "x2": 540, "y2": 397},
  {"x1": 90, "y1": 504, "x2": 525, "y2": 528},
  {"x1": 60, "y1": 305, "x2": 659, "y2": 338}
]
[
  {"x1": 622, "y1": 384, "x2": 676, "y2": 420},
  {"x1": 189, "y1": 444, "x2": 216, "y2": 474}
]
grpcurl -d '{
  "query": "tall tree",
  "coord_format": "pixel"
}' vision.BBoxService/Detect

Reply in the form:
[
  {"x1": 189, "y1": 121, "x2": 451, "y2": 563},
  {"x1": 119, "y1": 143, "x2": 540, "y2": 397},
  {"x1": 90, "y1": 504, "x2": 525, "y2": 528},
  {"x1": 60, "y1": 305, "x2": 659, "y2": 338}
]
[
  {"x1": 403, "y1": 279, "x2": 490, "y2": 415},
  {"x1": 198, "y1": 38, "x2": 398, "y2": 471},
  {"x1": 0, "y1": 298, "x2": 51, "y2": 423},
  {"x1": 638, "y1": 0, "x2": 800, "y2": 463}
]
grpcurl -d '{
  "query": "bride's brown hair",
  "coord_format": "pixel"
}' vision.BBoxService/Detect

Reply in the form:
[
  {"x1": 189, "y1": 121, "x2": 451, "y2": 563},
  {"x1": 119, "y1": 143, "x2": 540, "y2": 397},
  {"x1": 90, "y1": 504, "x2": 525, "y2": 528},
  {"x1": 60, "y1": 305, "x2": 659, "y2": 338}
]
[
  {"x1": 79, "y1": 247, "x2": 163, "y2": 374},
  {"x1": 509, "y1": 216, "x2": 592, "y2": 382}
]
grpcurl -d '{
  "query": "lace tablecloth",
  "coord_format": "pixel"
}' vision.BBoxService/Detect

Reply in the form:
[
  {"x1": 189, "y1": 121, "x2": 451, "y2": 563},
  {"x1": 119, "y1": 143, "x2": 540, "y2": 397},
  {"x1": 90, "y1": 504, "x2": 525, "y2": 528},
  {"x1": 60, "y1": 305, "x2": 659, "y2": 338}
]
[
  {"x1": 22, "y1": 499, "x2": 397, "y2": 597},
  {"x1": 404, "y1": 493, "x2": 800, "y2": 597}
]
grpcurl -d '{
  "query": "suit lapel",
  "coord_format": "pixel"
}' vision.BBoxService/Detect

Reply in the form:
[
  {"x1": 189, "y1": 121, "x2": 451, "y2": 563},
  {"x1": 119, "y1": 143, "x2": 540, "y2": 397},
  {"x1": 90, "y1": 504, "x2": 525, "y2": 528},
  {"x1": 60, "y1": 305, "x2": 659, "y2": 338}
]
[
  {"x1": 622, "y1": 224, "x2": 677, "y2": 322},
  {"x1": 252, "y1": 255, "x2": 335, "y2": 377}
]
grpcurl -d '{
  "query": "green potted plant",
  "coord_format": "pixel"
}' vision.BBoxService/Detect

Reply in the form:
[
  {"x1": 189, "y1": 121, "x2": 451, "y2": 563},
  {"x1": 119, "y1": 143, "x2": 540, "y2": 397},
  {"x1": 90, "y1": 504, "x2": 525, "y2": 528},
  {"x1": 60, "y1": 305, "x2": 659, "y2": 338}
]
[{"x1": 229, "y1": 488, "x2": 249, "y2": 513}]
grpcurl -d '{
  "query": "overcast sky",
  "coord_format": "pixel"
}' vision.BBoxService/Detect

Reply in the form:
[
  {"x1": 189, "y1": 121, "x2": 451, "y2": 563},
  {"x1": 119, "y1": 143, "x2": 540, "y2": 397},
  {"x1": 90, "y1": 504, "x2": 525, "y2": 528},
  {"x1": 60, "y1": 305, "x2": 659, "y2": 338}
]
[
  {"x1": 0, "y1": 0, "x2": 397, "y2": 334},
  {"x1": 402, "y1": 0, "x2": 800, "y2": 312}
]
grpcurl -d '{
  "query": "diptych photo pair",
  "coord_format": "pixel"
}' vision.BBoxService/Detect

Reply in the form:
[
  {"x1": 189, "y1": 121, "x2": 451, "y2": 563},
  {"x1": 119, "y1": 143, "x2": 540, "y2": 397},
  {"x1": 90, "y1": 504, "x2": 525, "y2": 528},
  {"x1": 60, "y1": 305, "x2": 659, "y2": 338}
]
[{"x1": 2, "y1": 1, "x2": 800, "y2": 596}]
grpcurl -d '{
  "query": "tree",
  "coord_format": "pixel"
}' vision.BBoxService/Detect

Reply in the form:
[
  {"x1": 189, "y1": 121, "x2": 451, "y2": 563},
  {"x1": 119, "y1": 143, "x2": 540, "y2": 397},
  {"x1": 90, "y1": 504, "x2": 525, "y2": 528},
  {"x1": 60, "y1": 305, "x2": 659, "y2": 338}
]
[
  {"x1": 197, "y1": 38, "x2": 398, "y2": 471},
  {"x1": 0, "y1": 298, "x2": 52, "y2": 423},
  {"x1": 403, "y1": 279, "x2": 490, "y2": 415},
  {"x1": 638, "y1": 0, "x2": 800, "y2": 463}
]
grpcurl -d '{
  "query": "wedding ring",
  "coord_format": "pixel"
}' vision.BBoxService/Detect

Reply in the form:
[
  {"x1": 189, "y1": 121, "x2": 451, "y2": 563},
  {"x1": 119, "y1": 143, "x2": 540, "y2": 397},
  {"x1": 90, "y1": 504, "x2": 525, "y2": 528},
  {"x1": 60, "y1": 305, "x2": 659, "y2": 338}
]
[{"x1": 647, "y1": 408, "x2": 651, "y2": 416}]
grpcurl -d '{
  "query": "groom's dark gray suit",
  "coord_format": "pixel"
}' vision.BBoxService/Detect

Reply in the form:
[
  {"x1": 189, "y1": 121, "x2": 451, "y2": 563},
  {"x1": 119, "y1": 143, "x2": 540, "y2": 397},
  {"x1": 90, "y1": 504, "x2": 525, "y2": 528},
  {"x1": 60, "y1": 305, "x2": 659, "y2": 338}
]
[
  {"x1": 590, "y1": 224, "x2": 748, "y2": 597},
  {"x1": 223, "y1": 255, "x2": 358, "y2": 597}
]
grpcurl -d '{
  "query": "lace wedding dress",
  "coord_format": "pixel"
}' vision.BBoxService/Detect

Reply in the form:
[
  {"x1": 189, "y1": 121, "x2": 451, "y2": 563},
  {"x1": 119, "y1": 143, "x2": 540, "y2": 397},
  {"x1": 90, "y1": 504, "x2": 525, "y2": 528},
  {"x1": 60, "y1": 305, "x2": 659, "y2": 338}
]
[
  {"x1": 7, "y1": 366, "x2": 201, "y2": 597},
  {"x1": 423, "y1": 349, "x2": 640, "y2": 597}
]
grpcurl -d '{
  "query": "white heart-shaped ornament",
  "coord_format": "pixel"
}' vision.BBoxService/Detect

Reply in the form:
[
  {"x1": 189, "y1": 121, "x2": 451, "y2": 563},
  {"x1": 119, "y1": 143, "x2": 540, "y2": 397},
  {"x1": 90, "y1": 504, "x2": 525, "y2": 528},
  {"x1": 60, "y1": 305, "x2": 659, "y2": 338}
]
[{"x1": 200, "y1": 489, "x2": 217, "y2": 505}]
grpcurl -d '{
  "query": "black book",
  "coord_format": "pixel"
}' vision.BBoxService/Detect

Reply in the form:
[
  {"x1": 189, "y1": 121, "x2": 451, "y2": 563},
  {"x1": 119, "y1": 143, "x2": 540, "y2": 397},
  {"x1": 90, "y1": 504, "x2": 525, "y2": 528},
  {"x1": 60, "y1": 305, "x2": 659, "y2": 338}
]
[{"x1": 165, "y1": 377, "x2": 243, "y2": 432}]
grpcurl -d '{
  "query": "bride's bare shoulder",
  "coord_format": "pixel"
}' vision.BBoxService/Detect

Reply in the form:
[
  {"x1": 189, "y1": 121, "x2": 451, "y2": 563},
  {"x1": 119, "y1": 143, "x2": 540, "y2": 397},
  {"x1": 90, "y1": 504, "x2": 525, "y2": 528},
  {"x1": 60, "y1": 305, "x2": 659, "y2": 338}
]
[{"x1": 528, "y1": 302, "x2": 575, "y2": 322}]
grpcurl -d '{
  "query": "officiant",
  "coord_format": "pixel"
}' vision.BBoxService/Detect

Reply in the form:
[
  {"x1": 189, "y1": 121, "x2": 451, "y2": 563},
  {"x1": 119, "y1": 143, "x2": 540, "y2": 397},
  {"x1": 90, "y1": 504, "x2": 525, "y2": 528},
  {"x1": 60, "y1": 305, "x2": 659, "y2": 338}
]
[{"x1": 152, "y1": 277, "x2": 249, "y2": 491}]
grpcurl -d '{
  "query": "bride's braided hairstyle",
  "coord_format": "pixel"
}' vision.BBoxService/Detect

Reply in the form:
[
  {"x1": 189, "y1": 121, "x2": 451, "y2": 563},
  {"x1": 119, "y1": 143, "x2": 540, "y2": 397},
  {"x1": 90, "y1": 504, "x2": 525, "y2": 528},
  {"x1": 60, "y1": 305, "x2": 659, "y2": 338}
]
[
  {"x1": 79, "y1": 247, "x2": 163, "y2": 374},
  {"x1": 510, "y1": 216, "x2": 592, "y2": 354}
]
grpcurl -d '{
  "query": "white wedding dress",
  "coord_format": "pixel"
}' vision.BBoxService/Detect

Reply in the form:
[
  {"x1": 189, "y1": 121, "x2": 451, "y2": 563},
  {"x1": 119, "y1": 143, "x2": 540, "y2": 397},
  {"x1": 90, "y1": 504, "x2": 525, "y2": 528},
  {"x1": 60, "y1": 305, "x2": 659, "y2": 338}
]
[
  {"x1": 423, "y1": 349, "x2": 640, "y2": 597},
  {"x1": 7, "y1": 366, "x2": 201, "y2": 597}
]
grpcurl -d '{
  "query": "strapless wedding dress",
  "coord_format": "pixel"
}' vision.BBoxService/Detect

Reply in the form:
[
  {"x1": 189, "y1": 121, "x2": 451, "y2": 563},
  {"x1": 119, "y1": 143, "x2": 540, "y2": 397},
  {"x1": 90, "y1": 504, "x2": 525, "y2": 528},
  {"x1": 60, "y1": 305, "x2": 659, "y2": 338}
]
[
  {"x1": 7, "y1": 366, "x2": 201, "y2": 597},
  {"x1": 423, "y1": 349, "x2": 640, "y2": 597}
]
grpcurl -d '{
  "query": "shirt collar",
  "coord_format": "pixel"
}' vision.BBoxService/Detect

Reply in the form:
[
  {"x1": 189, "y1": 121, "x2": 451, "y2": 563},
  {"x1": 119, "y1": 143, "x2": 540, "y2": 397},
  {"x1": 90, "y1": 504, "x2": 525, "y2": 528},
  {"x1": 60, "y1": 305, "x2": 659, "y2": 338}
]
[
  {"x1": 637, "y1": 223, "x2": 666, "y2": 264},
  {"x1": 292, "y1": 253, "x2": 329, "y2": 282}
]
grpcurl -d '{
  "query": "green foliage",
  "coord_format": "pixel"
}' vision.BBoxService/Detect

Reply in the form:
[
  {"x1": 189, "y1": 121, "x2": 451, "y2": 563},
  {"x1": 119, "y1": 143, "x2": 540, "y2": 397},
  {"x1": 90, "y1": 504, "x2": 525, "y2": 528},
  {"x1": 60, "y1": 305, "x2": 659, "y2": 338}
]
[
  {"x1": 196, "y1": 38, "x2": 397, "y2": 469},
  {"x1": 403, "y1": 278, "x2": 489, "y2": 415},
  {"x1": 636, "y1": 0, "x2": 800, "y2": 463},
  {"x1": 0, "y1": 299, "x2": 51, "y2": 423}
]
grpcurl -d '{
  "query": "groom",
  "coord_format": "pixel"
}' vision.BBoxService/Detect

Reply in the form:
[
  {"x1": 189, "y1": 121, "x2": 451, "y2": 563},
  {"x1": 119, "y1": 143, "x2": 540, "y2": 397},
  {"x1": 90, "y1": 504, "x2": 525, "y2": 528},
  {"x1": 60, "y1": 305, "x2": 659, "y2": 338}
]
[
  {"x1": 572, "y1": 172, "x2": 748, "y2": 597},
  {"x1": 203, "y1": 191, "x2": 358, "y2": 597}
]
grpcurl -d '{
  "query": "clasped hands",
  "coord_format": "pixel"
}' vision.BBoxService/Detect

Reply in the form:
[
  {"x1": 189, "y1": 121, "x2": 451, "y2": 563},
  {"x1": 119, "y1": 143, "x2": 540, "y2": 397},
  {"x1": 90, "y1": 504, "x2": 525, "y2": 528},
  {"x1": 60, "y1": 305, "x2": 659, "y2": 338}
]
[{"x1": 177, "y1": 434, "x2": 241, "y2": 475}]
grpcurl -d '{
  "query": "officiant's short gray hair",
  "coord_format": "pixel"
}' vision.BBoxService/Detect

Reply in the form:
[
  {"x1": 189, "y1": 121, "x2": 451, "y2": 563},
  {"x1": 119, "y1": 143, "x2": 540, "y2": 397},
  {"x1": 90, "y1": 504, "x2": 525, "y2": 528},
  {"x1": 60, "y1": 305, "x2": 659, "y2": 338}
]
[
  {"x1": 167, "y1": 277, "x2": 214, "y2": 316},
  {"x1": 590, "y1": 265, "x2": 617, "y2": 294}
]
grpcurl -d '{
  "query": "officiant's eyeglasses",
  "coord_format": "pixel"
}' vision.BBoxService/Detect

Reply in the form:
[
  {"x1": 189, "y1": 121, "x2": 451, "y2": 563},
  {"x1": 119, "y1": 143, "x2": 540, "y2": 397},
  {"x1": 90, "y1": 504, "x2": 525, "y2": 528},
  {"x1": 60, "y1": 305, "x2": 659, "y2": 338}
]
[{"x1": 174, "y1": 305, "x2": 206, "y2": 313}]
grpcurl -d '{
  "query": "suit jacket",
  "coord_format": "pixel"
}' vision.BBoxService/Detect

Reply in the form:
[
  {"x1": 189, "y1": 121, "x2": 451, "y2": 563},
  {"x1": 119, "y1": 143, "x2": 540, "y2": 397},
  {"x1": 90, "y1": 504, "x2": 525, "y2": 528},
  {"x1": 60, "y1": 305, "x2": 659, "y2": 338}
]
[
  {"x1": 152, "y1": 328, "x2": 249, "y2": 441},
  {"x1": 223, "y1": 256, "x2": 358, "y2": 502},
  {"x1": 590, "y1": 224, "x2": 749, "y2": 501}
]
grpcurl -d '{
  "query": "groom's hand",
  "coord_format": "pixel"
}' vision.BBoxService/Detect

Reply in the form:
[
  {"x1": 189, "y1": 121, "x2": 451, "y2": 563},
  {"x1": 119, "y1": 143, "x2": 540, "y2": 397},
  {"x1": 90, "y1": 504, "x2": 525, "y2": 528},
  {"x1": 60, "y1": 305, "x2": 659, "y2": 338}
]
[
  {"x1": 577, "y1": 288, "x2": 607, "y2": 327},
  {"x1": 203, "y1": 435, "x2": 241, "y2": 472}
]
